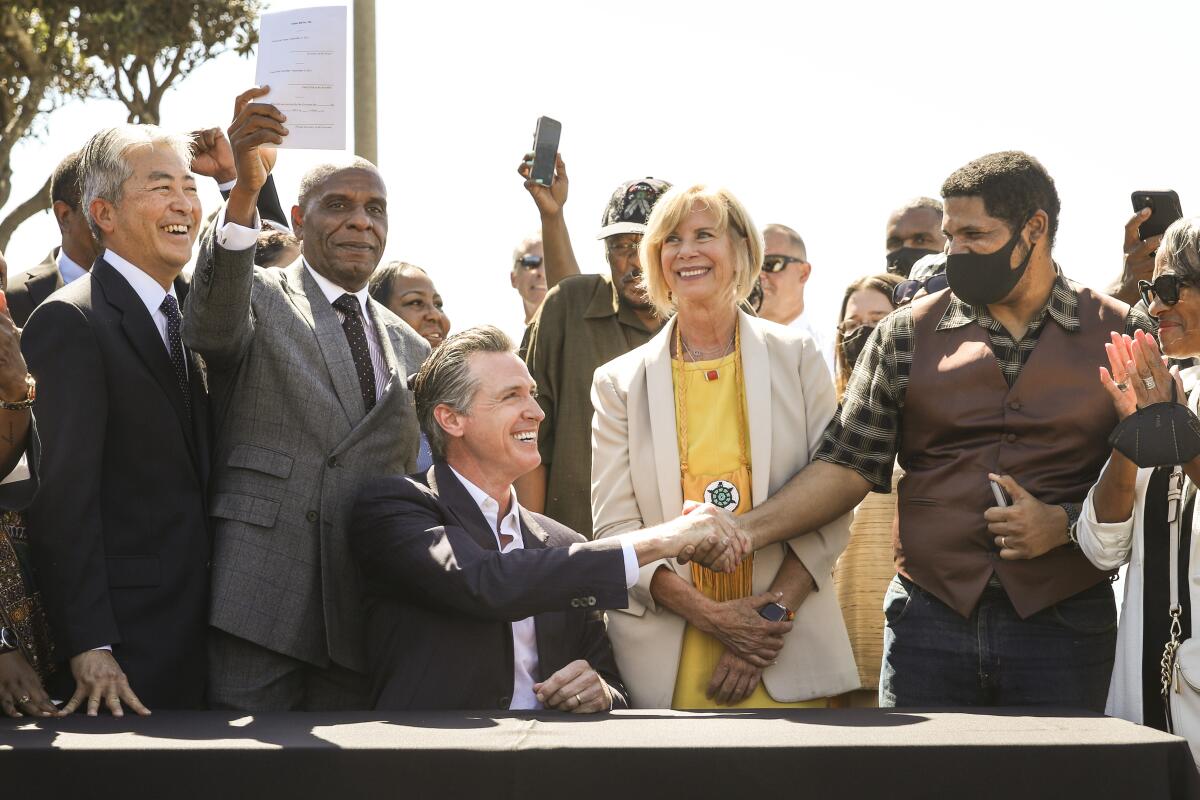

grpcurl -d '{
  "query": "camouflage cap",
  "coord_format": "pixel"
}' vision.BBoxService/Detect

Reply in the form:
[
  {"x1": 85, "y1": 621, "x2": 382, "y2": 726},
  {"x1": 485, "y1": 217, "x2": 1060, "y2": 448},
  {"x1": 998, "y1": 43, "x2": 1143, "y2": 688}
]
[{"x1": 596, "y1": 177, "x2": 672, "y2": 239}]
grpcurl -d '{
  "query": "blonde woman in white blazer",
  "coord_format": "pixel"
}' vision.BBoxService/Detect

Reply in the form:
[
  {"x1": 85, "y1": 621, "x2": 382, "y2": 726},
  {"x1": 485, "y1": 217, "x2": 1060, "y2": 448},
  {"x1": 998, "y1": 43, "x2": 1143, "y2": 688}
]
[{"x1": 590, "y1": 184, "x2": 858, "y2": 709}]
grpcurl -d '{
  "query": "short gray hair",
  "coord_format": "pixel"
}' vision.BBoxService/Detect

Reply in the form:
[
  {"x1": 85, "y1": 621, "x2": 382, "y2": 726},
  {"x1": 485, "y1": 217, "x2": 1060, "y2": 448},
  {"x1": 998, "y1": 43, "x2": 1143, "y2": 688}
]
[
  {"x1": 79, "y1": 125, "x2": 195, "y2": 241},
  {"x1": 762, "y1": 223, "x2": 806, "y2": 260},
  {"x1": 296, "y1": 157, "x2": 380, "y2": 211},
  {"x1": 412, "y1": 325, "x2": 513, "y2": 460},
  {"x1": 1162, "y1": 217, "x2": 1200, "y2": 286},
  {"x1": 511, "y1": 233, "x2": 541, "y2": 267}
]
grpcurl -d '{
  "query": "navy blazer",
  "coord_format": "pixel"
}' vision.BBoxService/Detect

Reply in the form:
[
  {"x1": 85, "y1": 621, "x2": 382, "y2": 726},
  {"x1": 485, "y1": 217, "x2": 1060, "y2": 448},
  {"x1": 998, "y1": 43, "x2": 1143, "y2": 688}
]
[{"x1": 350, "y1": 461, "x2": 630, "y2": 711}]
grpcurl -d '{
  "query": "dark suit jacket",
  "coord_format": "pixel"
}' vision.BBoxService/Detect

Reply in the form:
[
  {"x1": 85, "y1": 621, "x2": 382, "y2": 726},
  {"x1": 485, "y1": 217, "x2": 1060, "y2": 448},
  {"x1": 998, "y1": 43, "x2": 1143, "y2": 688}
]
[
  {"x1": 8, "y1": 250, "x2": 64, "y2": 327},
  {"x1": 21, "y1": 256, "x2": 211, "y2": 708},
  {"x1": 350, "y1": 462, "x2": 631, "y2": 711}
]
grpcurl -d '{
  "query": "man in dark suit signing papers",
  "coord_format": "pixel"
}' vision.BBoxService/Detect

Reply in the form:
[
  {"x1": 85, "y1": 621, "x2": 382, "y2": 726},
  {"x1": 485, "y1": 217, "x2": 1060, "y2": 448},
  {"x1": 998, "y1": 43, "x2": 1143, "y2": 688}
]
[{"x1": 351, "y1": 326, "x2": 744, "y2": 712}]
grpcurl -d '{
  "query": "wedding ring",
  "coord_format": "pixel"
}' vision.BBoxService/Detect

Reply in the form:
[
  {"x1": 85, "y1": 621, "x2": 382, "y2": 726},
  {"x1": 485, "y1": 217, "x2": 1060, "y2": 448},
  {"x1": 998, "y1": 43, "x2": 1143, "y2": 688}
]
[
  {"x1": 1001, "y1": 536, "x2": 1009, "y2": 549},
  {"x1": 574, "y1": 693, "x2": 582, "y2": 706},
  {"x1": 1143, "y1": 375, "x2": 1157, "y2": 390},
  {"x1": 17, "y1": 695, "x2": 29, "y2": 704},
  {"x1": 1116, "y1": 381, "x2": 1128, "y2": 392}
]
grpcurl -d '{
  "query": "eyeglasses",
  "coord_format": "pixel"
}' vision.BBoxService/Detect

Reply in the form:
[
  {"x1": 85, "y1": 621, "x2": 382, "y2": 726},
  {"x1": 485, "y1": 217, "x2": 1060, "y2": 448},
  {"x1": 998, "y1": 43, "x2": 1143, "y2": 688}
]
[
  {"x1": 1139, "y1": 274, "x2": 1191, "y2": 307},
  {"x1": 893, "y1": 272, "x2": 949, "y2": 306},
  {"x1": 761, "y1": 254, "x2": 806, "y2": 274},
  {"x1": 515, "y1": 254, "x2": 543, "y2": 270},
  {"x1": 607, "y1": 240, "x2": 641, "y2": 258}
]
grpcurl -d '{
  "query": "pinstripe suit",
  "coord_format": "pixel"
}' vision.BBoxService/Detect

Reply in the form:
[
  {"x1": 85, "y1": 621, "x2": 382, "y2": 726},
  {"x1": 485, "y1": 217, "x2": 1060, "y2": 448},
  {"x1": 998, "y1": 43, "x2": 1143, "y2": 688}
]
[{"x1": 183, "y1": 220, "x2": 429, "y2": 710}]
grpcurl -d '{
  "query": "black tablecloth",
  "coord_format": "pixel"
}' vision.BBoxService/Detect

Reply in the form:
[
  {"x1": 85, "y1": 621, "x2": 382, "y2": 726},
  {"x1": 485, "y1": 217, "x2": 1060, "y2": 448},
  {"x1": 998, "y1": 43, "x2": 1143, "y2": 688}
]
[{"x1": 1, "y1": 708, "x2": 1196, "y2": 799}]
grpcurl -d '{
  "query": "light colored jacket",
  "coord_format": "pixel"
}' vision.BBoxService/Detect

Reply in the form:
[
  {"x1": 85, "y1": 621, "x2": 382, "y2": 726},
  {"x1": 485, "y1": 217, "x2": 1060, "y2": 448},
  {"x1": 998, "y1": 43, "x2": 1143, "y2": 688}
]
[
  {"x1": 184, "y1": 221, "x2": 429, "y2": 672},
  {"x1": 591, "y1": 310, "x2": 859, "y2": 707}
]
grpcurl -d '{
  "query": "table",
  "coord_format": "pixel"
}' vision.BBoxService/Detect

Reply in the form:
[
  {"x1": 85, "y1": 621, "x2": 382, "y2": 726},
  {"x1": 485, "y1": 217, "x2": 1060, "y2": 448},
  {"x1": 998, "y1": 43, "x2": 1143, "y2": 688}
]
[{"x1": 1, "y1": 708, "x2": 1196, "y2": 799}]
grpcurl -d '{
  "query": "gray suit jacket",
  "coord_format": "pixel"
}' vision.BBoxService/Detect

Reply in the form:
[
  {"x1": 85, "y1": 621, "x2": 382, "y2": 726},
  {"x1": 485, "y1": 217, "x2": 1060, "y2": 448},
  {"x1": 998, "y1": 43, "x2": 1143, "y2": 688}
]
[{"x1": 183, "y1": 221, "x2": 430, "y2": 671}]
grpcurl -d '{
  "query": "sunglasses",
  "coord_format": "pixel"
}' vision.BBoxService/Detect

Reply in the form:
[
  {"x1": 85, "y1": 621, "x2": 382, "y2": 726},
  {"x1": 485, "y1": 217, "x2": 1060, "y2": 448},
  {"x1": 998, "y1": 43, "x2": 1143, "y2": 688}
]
[
  {"x1": 892, "y1": 272, "x2": 950, "y2": 306},
  {"x1": 1139, "y1": 274, "x2": 1191, "y2": 307},
  {"x1": 761, "y1": 254, "x2": 806, "y2": 273},
  {"x1": 516, "y1": 254, "x2": 543, "y2": 270}
]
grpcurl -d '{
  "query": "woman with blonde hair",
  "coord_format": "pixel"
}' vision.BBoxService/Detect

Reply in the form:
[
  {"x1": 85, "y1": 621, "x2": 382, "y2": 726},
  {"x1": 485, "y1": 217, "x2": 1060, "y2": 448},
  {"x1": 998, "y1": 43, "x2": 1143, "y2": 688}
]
[{"x1": 591, "y1": 184, "x2": 858, "y2": 708}]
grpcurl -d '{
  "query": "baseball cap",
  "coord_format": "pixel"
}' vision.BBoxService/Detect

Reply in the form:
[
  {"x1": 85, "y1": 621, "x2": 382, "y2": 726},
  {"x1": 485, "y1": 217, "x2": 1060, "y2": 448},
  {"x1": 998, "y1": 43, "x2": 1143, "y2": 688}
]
[{"x1": 596, "y1": 177, "x2": 672, "y2": 240}]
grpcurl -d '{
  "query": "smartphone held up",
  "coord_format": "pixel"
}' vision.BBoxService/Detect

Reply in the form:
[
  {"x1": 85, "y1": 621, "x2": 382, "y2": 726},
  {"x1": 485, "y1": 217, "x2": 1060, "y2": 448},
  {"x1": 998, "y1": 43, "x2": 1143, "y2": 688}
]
[
  {"x1": 529, "y1": 116, "x2": 562, "y2": 187},
  {"x1": 1132, "y1": 190, "x2": 1183, "y2": 241}
]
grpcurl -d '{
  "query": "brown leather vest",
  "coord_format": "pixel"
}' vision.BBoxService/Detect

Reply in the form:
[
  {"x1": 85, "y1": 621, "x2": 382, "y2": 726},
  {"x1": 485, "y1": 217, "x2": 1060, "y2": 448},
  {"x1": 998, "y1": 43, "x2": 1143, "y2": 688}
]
[{"x1": 896, "y1": 286, "x2": 1125, "y2": 618}]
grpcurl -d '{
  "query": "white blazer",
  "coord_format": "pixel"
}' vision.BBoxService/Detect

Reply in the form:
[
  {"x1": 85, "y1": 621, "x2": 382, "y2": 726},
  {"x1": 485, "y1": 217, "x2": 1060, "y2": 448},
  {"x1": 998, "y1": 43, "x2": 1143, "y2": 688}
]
[
  {"x1": 590, "y1": 310, "x2": 860, "y2": 708},
  {"x1": 1079, "y1": 456, "x2": 1200, "y2": 725}
]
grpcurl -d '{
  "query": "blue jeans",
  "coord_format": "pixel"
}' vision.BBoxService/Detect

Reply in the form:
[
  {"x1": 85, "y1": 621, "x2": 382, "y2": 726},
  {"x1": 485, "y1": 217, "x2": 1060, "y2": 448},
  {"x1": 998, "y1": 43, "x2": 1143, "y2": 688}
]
[{"x1": 879, "y1": 574, "x2": 1116, "y2": 709}]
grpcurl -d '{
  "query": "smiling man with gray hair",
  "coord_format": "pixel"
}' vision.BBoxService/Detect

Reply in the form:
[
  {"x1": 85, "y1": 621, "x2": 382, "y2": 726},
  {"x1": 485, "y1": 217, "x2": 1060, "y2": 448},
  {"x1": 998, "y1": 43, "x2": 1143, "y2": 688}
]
[
  {"x1": 349, "y1": 325, "x2": 744, "y2": 711},
  {"x1": 22, "y1": 123, "x2": 212, "y2": 714}
]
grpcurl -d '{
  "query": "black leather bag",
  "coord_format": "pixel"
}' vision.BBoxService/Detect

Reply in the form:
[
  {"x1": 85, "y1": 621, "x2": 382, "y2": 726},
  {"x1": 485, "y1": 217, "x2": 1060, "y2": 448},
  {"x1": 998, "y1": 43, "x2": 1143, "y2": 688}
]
[{"x1": 1108, "y1": 383, "x2": 1200, "y2": 468}]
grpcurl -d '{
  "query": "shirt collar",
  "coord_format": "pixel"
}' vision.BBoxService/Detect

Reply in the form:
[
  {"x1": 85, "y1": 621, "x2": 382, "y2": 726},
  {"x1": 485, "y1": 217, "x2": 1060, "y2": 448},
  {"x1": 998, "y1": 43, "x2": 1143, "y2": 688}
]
[
  {"x1": 103, "y1": 248, "x2": 178, "y2": 317},
  {"x1": 936, "y1": 267, "x2": 1080, "y2": 334},
  {"x1": 303, "y1": 258, "x2": 371, "y2": 319},
  {"x1": 447, "y1": 464, "x2": 522, "y2": 531},
  {"x1": 583, "y1": 274, "x2": 622, "y2": 320},
  {"x1": 56, "y1": 249, "x2": 88, "y2": 284}
]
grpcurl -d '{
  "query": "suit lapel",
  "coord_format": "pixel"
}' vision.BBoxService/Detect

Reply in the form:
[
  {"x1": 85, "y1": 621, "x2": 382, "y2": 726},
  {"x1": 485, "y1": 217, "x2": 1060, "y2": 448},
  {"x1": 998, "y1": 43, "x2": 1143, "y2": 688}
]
[
  {"x1": 430, "y1": 461, "x2": 499, "y2": 551},
  {"x1": 740, "y1": 313, "x2": 772, "y2": 507},
  {"x1": 25, "y1": 254, "x2": 64, "y2": 307},
  {"x1": 283, "y1": 262, "x2": 365, "y2": 425},
  {"x1": 364, "y1": 298, "x2": 400, "y2": 407},
  {"x1": 645, "y1": 318, "x2": 684, "y2": 524},
  {"x1": 93, "y1": 259, "x2": 195, "y2": 447}
]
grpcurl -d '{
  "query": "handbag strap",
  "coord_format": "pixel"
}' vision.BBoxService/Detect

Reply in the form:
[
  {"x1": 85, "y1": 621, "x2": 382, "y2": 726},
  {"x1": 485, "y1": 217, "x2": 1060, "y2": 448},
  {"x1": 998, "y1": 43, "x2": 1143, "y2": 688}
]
[{"x1": 1162, "y1": 466, "x2": 1187, "y2": 713}]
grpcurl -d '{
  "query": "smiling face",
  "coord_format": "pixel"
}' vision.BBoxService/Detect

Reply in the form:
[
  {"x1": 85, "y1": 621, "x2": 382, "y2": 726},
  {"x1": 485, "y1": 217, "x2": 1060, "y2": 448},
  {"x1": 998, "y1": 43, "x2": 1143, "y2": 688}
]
[
  {"x1": 293, "y1": 167, "x2": 388, "y2": 292},
  {"x1": 659, "y1": 202, "x2": 739, "y2": 311},
  {"x1": 1149, "y1": 248, "x2": 1200, "y2": 358},
  {"x1": 388, "y1": 270, "x2": 450, "y2": 348},
  {"x1": 442, "y1": 350, "x2": 544, "y2": 484},
  {"x1": 91, "y1": 142, "x2": 200, "y2": 284}
]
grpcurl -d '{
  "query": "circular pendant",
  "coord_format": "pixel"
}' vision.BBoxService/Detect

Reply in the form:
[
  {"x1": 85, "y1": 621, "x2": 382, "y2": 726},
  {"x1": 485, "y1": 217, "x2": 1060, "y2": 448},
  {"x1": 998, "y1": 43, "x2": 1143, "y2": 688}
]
[{"x1": 704, "y1": 479, "x2": 740, "y2": 512}]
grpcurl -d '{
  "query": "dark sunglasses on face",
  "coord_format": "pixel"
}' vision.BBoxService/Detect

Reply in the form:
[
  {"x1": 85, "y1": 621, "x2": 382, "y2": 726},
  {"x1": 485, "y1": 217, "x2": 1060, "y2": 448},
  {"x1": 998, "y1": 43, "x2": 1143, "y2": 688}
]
[
  {"x1": 1139, "y1": 274, "x2": 1190, "y2": 307},
  {"x1": 516, "y1": 254, "x2": 543, "y2": 270},
  {"x1": 761, "y1": 254, "x2": 806, "y2": 273},
  {"x1": 892, "y1": 271, "x2": 950, "y2": 306}
]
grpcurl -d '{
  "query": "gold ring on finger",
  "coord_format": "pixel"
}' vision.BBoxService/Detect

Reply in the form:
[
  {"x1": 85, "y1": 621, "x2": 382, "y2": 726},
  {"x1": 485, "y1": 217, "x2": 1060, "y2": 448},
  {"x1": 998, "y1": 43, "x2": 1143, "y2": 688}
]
[
  {"x1": 574, "y1": 693, "x2": 582, "y2": 706},
  {"x1": 1002, "y1": 536, "x2": 1008, "y2": 548}
]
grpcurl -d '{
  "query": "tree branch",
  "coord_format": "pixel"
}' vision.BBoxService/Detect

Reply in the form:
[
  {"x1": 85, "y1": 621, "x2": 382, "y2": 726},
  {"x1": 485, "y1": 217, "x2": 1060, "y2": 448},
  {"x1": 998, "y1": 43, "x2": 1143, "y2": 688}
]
[{"x1": 0, "y1": 173, "x2": 53, "y2": 252}]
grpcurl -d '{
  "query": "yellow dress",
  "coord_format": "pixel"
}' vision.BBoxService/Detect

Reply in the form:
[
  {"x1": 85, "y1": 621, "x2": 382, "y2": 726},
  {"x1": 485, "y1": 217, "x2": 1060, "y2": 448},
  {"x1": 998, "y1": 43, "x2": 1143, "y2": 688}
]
[{"x1": 669, "y1": 349, "x2": 825, "y2": 709}]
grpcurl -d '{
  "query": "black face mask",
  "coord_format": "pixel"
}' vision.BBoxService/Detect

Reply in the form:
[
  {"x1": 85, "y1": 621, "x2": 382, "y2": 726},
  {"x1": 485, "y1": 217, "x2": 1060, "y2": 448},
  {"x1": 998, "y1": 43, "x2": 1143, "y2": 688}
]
[
  {"x1": 841, "y1": 325, "x2": 875, "y2": 371},
  {"x1": 945, "y1": 223, "x2": 1033, "y2": 306},
  {"x1": 886, "y1": 247, "x2": 940, "y2": 278}
]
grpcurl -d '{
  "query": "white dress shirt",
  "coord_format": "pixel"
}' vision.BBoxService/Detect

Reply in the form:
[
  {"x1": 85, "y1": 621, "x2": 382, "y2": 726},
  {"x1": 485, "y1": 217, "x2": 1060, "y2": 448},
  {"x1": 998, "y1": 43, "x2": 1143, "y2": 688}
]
[
  {"x1": 56, "y1": 250, "x2": 88, "y2": 285},
  {"x1": 215, "y1": 207, "x2": 387, "y2": 401},
  {"x1": 788, "y1": 311, "x2": 836, "y2": 377},
  {"x1": 447, "y1": 465, "x2": 638, "y2": 710}
]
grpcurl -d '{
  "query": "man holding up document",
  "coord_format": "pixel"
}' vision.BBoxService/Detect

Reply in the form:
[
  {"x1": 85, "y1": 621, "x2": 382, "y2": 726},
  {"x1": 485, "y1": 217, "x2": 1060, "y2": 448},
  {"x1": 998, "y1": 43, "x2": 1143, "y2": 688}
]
[{"x1": 184, "y1": 88, "x2": 429, "y2": 711}]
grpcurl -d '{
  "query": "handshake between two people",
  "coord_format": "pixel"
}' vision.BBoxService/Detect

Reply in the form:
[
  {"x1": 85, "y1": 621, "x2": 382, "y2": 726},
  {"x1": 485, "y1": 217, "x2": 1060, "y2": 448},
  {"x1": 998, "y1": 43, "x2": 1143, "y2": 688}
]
[{"x1": 622, "y1": 502, "x2": 751, "y2": 573}]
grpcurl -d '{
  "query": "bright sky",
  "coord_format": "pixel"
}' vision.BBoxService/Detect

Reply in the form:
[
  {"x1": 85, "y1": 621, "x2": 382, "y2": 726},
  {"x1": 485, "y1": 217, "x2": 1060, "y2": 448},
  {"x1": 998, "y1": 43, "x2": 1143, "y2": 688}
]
[{"x1": 3, "y1": 0, "x2": 1199, "y2": 342}]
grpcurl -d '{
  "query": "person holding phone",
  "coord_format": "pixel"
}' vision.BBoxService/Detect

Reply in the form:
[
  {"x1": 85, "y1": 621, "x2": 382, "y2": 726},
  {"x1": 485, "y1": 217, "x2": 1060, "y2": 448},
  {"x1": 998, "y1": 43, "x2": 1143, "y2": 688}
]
[{"x1": 591, "y1": 184, "x2": 858, "y2": 708}]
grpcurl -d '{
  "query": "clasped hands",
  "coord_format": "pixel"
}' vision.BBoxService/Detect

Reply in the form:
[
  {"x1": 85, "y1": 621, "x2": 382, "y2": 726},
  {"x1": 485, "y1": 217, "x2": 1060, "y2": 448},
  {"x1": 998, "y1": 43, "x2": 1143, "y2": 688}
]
[{"x1": 663, "y1": 501, "x2": 751, "y2": 574}]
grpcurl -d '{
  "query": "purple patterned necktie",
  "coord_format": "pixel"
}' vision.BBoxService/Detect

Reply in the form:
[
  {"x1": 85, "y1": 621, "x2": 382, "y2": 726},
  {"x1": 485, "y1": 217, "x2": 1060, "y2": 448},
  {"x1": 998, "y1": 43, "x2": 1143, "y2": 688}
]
[
  {"x1": 159, "y1": 294, "x2": 191, "y2": 418},
  {"x1": 332, "y1": 293, "x2": 377, "y2": 413}
]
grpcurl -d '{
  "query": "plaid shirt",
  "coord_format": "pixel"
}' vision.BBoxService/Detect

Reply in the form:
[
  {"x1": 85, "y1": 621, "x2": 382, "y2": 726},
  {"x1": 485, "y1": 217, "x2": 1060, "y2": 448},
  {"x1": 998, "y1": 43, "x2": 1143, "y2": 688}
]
[{"x1": 816, "y1": 273, "x2": 1157, "y2": 492}]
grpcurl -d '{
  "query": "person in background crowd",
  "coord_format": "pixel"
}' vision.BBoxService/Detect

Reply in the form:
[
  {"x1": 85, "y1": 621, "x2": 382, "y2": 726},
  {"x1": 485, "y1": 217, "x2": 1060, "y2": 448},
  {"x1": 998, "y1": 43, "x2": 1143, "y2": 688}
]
[
  {"x1": 23, "y1": 124, "x2": 212, "y2": 715},
  {"x1": 592, "y1": 184, "x2": 858, "y2": 708},
  {"x1": 833, "y1": 274, "x2": 903, "y2": 397},
  {"x1": 1109, "y1": 207, "x2": 1163, "y2": 307},
  {"x1": 9, "y1": 151, "x2": 101, "y2": 327},
  {"x1": 254, "y1": 226, "x2": 301, "y2": 268},
  {"x1": 369, "y1": 260, "x2": 450, "y2": 473},
  {"x1": 1079, "y1": 217, "x2": 1200, "y2": 747},
  {"x1": 516, "y1": 171, "x2": 670, "y2": 537},
  {"x1": 185, "y1": 88, "x2": 429, "y2": 712},
  {"x1": 350, "y1": 325, "x2": 744, "y2": 711},
  {"x1": 884, "y1": 197, "x2": 946, "y2": 278},
  {"x1": 0, "y1": 289, "x2": 50, "y2": 719},
  {"x1": 758, "y1": 224, "x2": 835, "y2": 375},
  {"x1": 828, "y1": 272, "x2": 903, "y2": 708},
  {"x1": 369, "y1": 261, "x2": 450, "y2": 351},
  {"x1": 732, "y1": 151, "x2": 1155, "y2": 710},
  {"x1": 510, "y1": 235, "x2": 546, "y2": 326}
]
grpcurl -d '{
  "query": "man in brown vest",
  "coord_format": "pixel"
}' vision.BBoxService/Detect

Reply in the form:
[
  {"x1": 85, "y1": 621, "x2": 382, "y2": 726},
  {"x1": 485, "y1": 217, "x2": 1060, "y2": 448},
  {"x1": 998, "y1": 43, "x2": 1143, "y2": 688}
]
[{"x1": 736, "y1": 151, "x2": 1155, "y2": 709}]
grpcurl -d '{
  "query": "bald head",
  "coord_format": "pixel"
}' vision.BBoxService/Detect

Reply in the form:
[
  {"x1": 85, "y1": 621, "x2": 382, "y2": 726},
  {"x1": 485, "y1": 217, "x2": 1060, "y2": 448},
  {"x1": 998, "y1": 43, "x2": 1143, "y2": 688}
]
[{"x1": 296, "y1": 156, "x2": 381, "y2": 212}]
